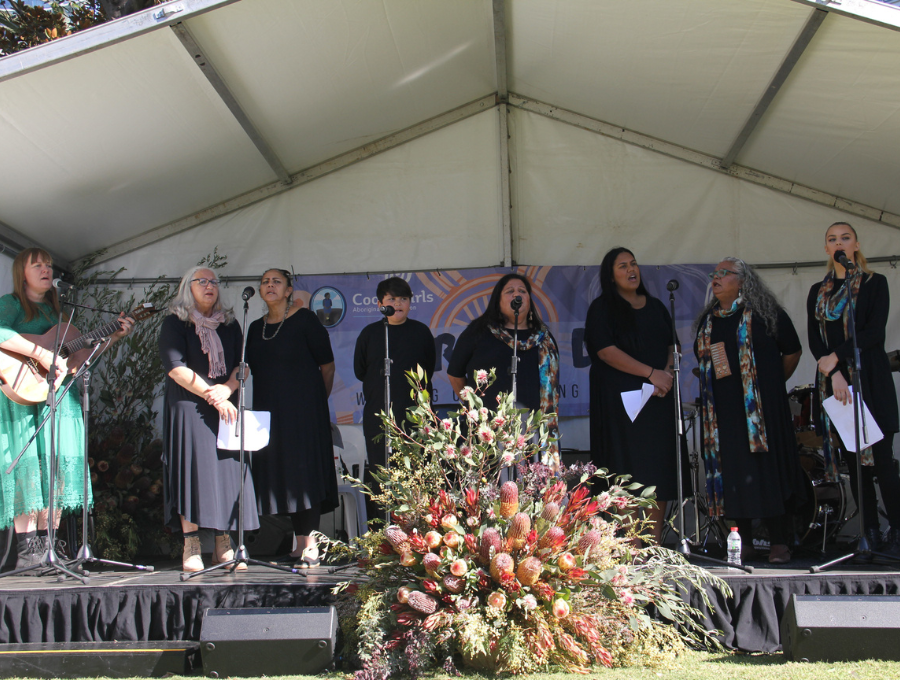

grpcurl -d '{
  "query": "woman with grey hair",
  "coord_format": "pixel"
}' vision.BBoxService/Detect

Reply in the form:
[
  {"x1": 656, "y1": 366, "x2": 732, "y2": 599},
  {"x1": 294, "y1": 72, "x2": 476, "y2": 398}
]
[
  {"x1": 159, "y1": 266, "x2": 258, "y2": 572},
  {"x1": 694, "y1": 257, "x2": 806, "y2": 564}
]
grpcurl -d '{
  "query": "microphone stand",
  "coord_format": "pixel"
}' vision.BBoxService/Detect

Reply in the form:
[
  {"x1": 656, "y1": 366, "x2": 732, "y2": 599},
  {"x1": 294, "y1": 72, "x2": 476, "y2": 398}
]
[
  {"x1": 0, "y1": 289, "x2": 87, "y2": 582},
  {"x1": 811, "y1": 261, "x2": 899, "y2": 572},
  {"x1": 666, "y1": 283, "x2": 747, "y2": 572},
  {"x1": 381, "y1": 307, "x2": 393, "y2": 525},
  {"x1": 509, "y1": 302, "x2": 521, "y2": 404},
  {"x1": 185, "y1": 293, "x2": 303, "y2": 579}
]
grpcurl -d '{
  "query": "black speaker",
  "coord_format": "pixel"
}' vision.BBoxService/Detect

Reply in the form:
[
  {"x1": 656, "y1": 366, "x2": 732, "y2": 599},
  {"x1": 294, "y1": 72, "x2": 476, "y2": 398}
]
[
  {"x1": 200, "y1": 607, "x2": 337, "y2": 678},
  {"x1": 0, "y1": 641, "x2": 198, "y2": 678},
  {"x1": 781, "y1": 594, "x2": 900, "y2": 662}
]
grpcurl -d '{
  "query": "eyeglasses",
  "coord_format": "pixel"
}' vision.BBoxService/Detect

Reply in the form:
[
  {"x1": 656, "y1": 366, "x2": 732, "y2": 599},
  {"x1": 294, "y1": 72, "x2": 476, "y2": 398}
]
[
  {"x1": 708, "y1": 269, "x2": 736, "y2": 280},
  {"x1": 191, "y1": 278, "x2": 220, "y2": 287}
]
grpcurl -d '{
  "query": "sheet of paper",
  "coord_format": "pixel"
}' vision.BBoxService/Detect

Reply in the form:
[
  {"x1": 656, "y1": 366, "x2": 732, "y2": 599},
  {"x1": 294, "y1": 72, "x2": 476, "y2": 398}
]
[
  {"x1": 822, "y1": 396, "x2": 883, "y2": 452},
  {"x1": 217, "y1": 410, "x2": 271, "y2": 452},
  {"x1": 621, "y1": 383, "x2": 655, "y2": 423}
]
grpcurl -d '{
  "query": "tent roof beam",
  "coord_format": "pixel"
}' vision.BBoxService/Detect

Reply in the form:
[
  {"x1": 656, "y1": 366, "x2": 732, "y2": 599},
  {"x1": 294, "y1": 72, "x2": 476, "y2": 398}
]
[
  {"x1": 170, "y1": 23, "x2": 292, "y2": 185},
  {"x1": 84, "y1": 94, "x2": 497, "y2": 266},
  {"x1": 720, "y1": 8, "x2": 826, "y2": 170},
  {"x1": 0, "y1": 219, "x2": 71, "y2": 270},
  {"x1": 0, "y1": 0, "x2": 240, "y2": 84},
  {"x1": 510, "y1": 93, "x2": 900, "y2": 231},
  {"x1": 792, "y1": 0, "x2": 900, "y2": 32}
]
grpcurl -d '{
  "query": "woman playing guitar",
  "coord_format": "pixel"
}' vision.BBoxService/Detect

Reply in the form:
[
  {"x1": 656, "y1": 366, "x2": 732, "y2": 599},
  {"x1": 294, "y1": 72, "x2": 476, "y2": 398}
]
[{"x1": 0, "y1": 248, "x2": 132, "y2": 572}]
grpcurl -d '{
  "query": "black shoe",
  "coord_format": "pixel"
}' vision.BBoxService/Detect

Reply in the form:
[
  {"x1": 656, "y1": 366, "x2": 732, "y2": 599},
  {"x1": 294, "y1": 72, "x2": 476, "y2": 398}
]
[{"x1": 14, "y1": 532, "x2": 44, "y2": 574}]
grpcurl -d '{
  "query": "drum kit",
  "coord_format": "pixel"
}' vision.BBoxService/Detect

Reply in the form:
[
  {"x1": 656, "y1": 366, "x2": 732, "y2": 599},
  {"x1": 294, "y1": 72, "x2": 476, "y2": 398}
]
[{"x1": 669, "y1": 384, "x2": 852, "y2": 557}]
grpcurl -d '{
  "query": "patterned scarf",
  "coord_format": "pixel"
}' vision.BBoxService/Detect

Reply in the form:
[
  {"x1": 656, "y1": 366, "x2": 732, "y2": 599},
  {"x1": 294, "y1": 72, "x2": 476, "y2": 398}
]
[
  {"x1": 190, "y1": 309, "x2": 227, "y2": 379},
  {"x1": 696, "y1": 301, "x2": 768, "y2": 517},
  {"x1": 489, "y1": 324, "x2": 560, "y2": 459},
  {"x1": 814, "y1": 269, "x2": 870, "y2": 482}
]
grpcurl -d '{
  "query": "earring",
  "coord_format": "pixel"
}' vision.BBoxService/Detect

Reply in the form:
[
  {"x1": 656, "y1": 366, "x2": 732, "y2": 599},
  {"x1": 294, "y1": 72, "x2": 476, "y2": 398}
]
[{"x1": 735, "y1": 288, "x2": 743, "y2": 306}]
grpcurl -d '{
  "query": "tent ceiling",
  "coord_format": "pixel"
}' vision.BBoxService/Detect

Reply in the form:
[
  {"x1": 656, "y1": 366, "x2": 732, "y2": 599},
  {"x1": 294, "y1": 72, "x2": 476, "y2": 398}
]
[{"x1": 1, "y1": 0, "x2": 900, "y2": 270}]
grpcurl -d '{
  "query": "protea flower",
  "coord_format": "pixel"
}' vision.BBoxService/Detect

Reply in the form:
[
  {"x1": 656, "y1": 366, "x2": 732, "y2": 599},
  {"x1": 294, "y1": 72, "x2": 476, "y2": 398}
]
[
  {"x1": 558, "y1": 552, "x2": 577, "y2": 572},
  {"x1": 397, "y1": 586, "x2": 411, "y2": 603},
  {"x1": 443, "y1": 532, "x2": 460, "y2": 549},
  {"x1": 499, "y1": 481, "x2": 519, "y2": 518},
  {"x1": 450, "y1": 559, "x2": 468, "y2": 577},
  {"x1": 424, "y1": 531, "x2": 442, "y2": 549},
  {"x1": 487, "y1": 591, "x2": 507, "y2": 609},
  {"x1": 506, "y1": 512, "x2": 531, "y2": 550},
  {"x1": 407, "y1": 591, "x2": 439, "y2": 614},
  {"x1": 490, "y1": 552, "x2": 515, "y2": 582},
  {"x1": 480, "y1": 528, "x2": 501, "y2": 564},
  {"x1": 399, "y1": 551, "x2": 418, "y2": 567},
  {"x1": 516, "y1": 556, "x2": 542, "y2": 586},
  {"x1": 552, "y1": 598, "x2": 570, "y2": 618}
]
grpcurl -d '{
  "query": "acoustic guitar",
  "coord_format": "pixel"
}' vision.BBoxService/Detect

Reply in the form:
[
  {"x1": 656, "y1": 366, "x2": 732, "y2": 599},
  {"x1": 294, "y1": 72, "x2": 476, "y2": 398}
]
[{"x1": 0, "y1": 303, "x2": 159, "y2": 406}]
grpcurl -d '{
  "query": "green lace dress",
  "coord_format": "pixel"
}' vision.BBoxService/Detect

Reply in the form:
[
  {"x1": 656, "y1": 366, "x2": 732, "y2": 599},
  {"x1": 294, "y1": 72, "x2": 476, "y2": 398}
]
[{"x1": 0, "y1": 294, "x2": 89, "y2": 529}]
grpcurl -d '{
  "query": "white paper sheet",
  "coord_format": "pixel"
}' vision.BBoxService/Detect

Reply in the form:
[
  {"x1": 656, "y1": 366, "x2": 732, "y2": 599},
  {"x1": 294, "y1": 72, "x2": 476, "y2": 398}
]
[
  {"x1": 621, "y1": 384, "x2": 655, "y2": 423},
  {"x1": 822, "y1": 396, "x2": 883, "y2": 452},
  {"x1": 217, "y1": 410, "x2": 271, "y2": 451}
]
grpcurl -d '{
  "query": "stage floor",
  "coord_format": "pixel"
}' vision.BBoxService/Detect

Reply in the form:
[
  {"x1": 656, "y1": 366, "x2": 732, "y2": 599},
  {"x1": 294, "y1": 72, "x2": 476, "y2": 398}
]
[{"x1": 0, "y1": 547, "x2": 898, "y2": 656}]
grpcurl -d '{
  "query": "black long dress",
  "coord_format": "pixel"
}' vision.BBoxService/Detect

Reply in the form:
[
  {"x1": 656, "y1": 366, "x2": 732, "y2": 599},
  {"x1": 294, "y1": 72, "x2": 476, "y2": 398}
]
[
  {"x1": 245, "y1": 309, "x2": 338, "y2": 516},
  {"x1": 695, "y1": 308, "x2": 806, "y2": 518},
  {"x1": 353, "y1": 318, "x2": 436, "y2": 468},
  {"x1": 159, "y1": 314, "x2": 259, "y2": 532},
  {"x1": 584, "y1": 296, "x2": 680, "y2": 500},
  {"x1": 447, "y1": 324, "x2": 554, "y2": 412}
]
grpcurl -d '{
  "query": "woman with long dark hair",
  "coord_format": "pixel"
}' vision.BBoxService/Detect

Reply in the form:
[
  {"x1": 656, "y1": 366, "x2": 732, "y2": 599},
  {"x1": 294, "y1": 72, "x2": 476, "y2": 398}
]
[
  {"x1": 807, "y1": 222, "x2": 900, "y2": 557},
  {"x1": 696, "y1": 257, "x2": 805, "y2": 563},
  {"x1": 447, "y1": 273, "x2": 560, "y2": 464},
  {"x1": 584, "y1": 247, "x2": 677, "y2": 543}
]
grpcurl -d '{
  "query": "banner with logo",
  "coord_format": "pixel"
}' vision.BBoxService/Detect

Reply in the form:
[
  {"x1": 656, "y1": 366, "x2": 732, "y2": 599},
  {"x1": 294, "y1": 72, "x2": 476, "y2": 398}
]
[{"x1": 291, "y1": 264, "x2": 714, "y2": 424}]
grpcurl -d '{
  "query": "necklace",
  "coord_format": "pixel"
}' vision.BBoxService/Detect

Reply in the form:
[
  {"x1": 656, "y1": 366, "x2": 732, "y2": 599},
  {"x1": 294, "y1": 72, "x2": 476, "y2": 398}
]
[{"x1": 262, "y1": 307, "x2": 288, "y2": 340}]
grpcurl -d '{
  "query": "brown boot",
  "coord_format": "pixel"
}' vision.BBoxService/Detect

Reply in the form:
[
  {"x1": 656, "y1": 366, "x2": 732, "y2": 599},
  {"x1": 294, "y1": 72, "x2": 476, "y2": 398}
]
[
  {"x1": 182, "y1": 533, "x2": 203, "y2": 572},
  {"x1": 213, "y1": 532, "x2": 247, "y2": 571}
]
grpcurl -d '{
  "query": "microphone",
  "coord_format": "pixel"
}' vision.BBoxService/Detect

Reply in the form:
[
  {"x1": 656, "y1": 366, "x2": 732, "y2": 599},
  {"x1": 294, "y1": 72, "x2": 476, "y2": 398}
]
[
  {"x1": 834, "y1": 250, "x2": 856, "y2": 270},
  {"x1": 241, "y1": 286, "x2": 256, "y2": 301},
  {"x1": 510, "y1": 296, "x2": 523, "y2": 312},
  {"x1": 52, "y1": 278, "x2": 76, "y2": 292},
  {"x1": 666, "y1": 279, "x2": 680, "y2": 292},
  {"x1": 380, "y1": 305, "x2": 395, "y2": 317}
]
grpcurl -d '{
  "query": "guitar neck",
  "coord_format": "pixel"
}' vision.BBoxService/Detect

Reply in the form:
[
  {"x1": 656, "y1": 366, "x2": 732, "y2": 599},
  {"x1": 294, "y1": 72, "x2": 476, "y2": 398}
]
[{"x1": 59, "y1": 319, "x2": 120, "y2": 358}]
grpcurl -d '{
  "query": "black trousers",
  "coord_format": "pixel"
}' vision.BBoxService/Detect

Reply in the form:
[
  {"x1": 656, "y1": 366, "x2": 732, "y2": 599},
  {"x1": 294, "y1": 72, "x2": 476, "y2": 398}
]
[{"x1": 842, "y1": 435, "x2": 900, "y2": 532}]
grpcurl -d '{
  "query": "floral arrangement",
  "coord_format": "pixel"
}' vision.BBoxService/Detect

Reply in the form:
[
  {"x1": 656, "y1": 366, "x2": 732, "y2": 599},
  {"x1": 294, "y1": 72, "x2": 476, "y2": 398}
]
[{"x1": 334, "y1": 368, "x2": 730, "y2": 677}]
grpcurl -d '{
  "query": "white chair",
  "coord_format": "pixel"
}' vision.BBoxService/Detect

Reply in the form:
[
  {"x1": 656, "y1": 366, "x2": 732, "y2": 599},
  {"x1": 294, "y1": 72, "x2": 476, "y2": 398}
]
[{"x1": 328, "y1": 424, "x2": 369, "y2": 540}]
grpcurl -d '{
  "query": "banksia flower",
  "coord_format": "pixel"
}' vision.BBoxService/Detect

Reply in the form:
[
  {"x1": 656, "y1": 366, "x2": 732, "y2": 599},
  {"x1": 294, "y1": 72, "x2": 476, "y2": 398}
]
[
  {"x1": 442, "y1": 574, "x2": 465, "y2": 593},
  {"x1": 539, "y1": 526, "x2": 566, "y2": 552},
  {"x1": 386, "y1": 525, "x2": 410, "y2": 554},
  {"x1": 506, "y1": 512, "x2": 531, "y2": 550},
  {"x1": 516, "y1": 556, "x2": 542, "y2": 586},
  {"x1": 541, "y1": 502, "x2": 560, "y2": 522},
  {"x1": 407, "y1": 591, "x2": 439, "y2": 614},
  {"x1": 422, "y1": 552, "x2": 441, "y2": 575},
  {"x1": 480, "y1": 528, "x2": 501, "y2": 564},
  {"x1": 499, "y1": 481, "x2": 519, "y2": 518},
  {"x1": 577, "y1": 529, "x2": 602, "y2": 559},
  {"x1": 490, "y1": 552, "x2": 515, "y2": 582}
]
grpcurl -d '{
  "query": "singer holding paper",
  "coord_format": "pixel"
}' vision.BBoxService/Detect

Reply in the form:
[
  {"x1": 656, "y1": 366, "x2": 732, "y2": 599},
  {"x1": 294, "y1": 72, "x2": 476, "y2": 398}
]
[
  {"x1": 584, "y1": 247, "x2": 679, "y2": 544},
  {"x1": 696, "y1": 257, "x2": 805, "y2": 564},
  {"x1": 447, "y1": 273, "x2": 560, "y2": 466},
  {"x1": 0, "y1": 248, "x2": 132, "y2": 572},
  {"x1": 159, "y1": 267, "x2": 257, "y2": 573},
  {"x1": 807, "y1": 222, "x2": 900, "y2": 557},
  {"x1": 354, "y1": 277, "x2": 435, "y2": 526},
  {"x1": 245, "y1": 268, "x2": 338, "y2": 569}
]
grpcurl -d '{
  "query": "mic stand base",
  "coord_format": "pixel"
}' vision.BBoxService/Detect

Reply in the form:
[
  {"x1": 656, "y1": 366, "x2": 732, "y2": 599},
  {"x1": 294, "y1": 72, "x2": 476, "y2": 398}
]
[
  {"x1": 2, "y1": 544, "x2": 90, "y2": 583},
  {"x1": 181, "y1": 544, "x2": 306, "y2": 580}
]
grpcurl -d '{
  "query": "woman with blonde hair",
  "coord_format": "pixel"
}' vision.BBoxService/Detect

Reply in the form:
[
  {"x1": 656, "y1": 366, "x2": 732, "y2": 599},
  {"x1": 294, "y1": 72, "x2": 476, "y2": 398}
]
[
  {"x1": 159, "y1": 266, "x2": 257, "y2": 572},
  {"x1": 807, "y1": 221, "x2": 900, "y2": 558}
]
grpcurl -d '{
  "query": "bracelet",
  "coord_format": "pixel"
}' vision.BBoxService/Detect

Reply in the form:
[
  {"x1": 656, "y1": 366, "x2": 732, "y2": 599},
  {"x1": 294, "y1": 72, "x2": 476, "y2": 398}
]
[{"x1": 647, "y1": 368, "x2": 654, "y2": 379}]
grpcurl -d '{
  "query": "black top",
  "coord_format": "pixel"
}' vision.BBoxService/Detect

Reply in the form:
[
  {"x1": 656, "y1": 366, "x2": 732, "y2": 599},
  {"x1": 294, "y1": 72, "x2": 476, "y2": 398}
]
[
  {"x1": 159, "y1": 314, "x2": 259, "y2": 531},
  {"x1": 447, "y1": 324, "x2": 557, "y2": 412},
  {"x1": 354, "y1": 318, "x2": 436, "y2": 467},
  {"x1": 807, "y1": 272, "x2": 898, "y2": 434},
  {"x1": 584, "y1": 295, "x2": 681, "y2": 500},
  {"x1": 694, "y1": 307, "x2": 806, "y2": 517},
  {"x1": 245, "y1": 309, "x2": 338, "y2": 516}
]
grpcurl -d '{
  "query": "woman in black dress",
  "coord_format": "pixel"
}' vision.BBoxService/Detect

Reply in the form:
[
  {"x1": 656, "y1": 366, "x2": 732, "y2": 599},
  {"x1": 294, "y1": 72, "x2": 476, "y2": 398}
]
[
  {"x1": 447, "y1": 273, "x2": 560, "y2": 466},
  {"x1": 245, "y1": 269, "x2": 338, "y2": 568},
  {"x1": 695, "y1": 257, "x2": 805, "y2": 563},
  {"x1": 159, "y1": 266, "x2": 256, "y2": 573},
  {"x1": 354, "y1": 277, "x2": 435, "y2": 526},
  {"x1": 807, "y1": 222, "x2": 900, "y2": 557},
  {"x1": 584, "y1": 247, "x2": 677, "y2": 544}
]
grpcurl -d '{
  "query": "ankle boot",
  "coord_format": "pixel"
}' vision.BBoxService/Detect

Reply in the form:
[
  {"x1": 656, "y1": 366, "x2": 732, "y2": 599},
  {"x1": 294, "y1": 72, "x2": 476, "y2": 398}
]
[
  {"x1": 212, "y1": 532, "x2": 247, "y2": 571},
  {"x1": 15, "y1": 531, "x2": 43, "y2": 573},
  {"x1": 182, "y1": 532, "x2": 204, "y2": 572}
]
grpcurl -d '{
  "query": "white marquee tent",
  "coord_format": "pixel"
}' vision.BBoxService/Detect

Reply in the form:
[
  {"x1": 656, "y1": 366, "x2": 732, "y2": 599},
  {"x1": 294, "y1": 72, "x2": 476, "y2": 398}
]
[{"x1": 3, "y1": 0, "x2": 900, "y2": 448}]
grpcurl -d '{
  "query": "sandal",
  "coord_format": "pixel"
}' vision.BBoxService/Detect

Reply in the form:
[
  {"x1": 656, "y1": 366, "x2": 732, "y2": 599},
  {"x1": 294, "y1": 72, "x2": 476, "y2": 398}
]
[{"x1": 295, "y1": 545, "x2": 320, "y2": 570}]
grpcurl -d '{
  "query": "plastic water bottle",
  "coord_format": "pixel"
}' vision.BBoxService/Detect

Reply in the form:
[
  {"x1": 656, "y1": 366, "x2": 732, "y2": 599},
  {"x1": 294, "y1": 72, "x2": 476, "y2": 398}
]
[{"x1": 727, "y1": 527, "x2": 742, "y2": 566}]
